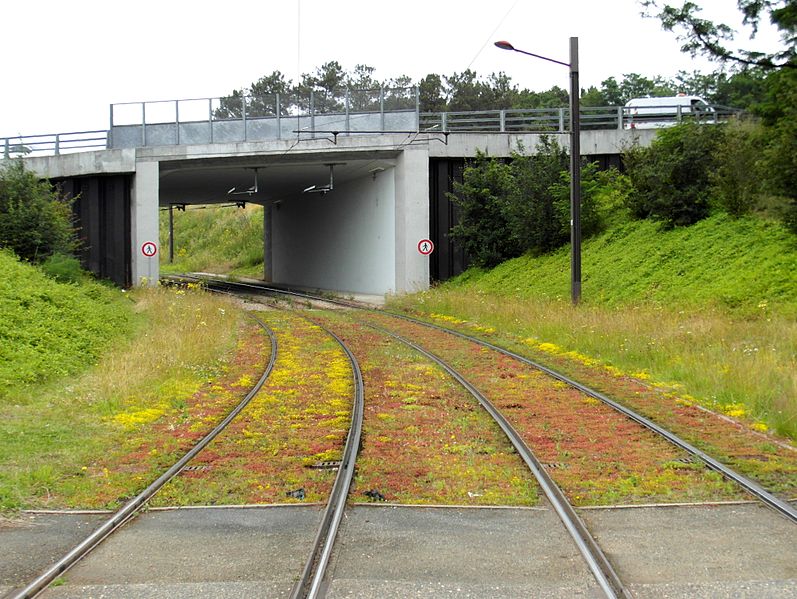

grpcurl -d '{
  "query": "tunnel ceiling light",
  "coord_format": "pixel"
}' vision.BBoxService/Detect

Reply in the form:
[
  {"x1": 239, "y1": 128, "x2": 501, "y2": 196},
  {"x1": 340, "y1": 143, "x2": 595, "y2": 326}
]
[
  {"x1": 227, "y1": 167, "x2": 260, "y2": 196},
  {"x1": 302, "y1": 163, "x2": 344, "y2": 196}
]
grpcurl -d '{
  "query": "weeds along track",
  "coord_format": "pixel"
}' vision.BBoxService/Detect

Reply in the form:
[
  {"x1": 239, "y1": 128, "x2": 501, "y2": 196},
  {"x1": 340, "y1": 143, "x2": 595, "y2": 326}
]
[
  {"x1": 9, "y1": 315, "x2": 276, "y2": 599},
  {"x1": 10, "y1": 310, "x2": 363, "y2": 599},
  {"x1": 172, "y1": 275, "x2": 797, "y2": 526}
]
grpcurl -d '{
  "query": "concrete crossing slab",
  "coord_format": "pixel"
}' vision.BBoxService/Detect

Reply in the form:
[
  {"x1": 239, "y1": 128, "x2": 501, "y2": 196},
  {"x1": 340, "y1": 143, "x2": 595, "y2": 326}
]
[
  {"x1": 2, "y1": 502, "x2": 795, "y2": 598},
  {"x1": 324, "y1": 505, "x2": 600, "y2": 598}
]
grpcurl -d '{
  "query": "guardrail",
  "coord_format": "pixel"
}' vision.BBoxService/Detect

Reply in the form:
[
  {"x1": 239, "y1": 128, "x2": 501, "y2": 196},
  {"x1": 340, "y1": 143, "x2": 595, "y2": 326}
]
[
  {"x1": 420, "y1": 104, "x2": 741, "y2": 133},
  {"x1": 3, "y1": 102, "x2": 744, "y2": 157},
  {"x1": 108, "y1": 87, "x2": 420, "y2": 148},
  {"x1": 2, "y1": 131, "x2": 108, "y2": 158}
]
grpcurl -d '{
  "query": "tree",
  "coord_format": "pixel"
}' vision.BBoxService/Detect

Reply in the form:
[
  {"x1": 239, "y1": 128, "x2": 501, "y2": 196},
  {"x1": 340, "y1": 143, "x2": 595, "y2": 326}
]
[
  {"x1": 624, "y1": 121, "x2": 724, "y2": 227},
  {"x1": 449, "y1": 151, "x2": 517, "y2": 267},
  {"x1": 0, "y1": 160, "x2": 76, "y2": 263},
  {"x1": 503, "y1": 138, "x2": 570, "y2": 254},
  {"x1": 641, "y1": 1, "x2": 796, "y2": 70},
  {"x1": 449, "y1": 138, "x2": 609, "y2": 266},
  {"x1": 710, "y1": 118, "x2": 766, "y2": 216},
  {"x1": 297, "y1": 61, "x2": 347, "y2": 112},
  {"x1": 248, "y1": 71, "x2": 294, "y2": 116},
  {"x1": 418, "y1": 74, "x2": 447, "y2": 112},
  {"x1": 599, "y1": 74, "x2": 676, "y2": 105}
]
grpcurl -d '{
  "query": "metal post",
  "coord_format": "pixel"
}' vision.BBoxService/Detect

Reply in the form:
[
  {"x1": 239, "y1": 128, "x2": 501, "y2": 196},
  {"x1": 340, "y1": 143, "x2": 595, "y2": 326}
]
[
  {"x1": 175, "y1": 100, "x2": 180, "y2": 145},
  {"x1": 54, "y1": 134, "x2": 60, "y2": 156},
  {"x1": 242, "y1": 95, "x2": 247, "y2": 141},
  {"x1": 569, "y1": 37, "x2": 581, "y2": 306},
  {"x1": 415, "y1": 85, "x2": 420, "y2": 132},
  {"x1": 380, "y1": 87, "x2": 385, "y2": 131},
  {"x1": 559, "y1": 108, "x2": 565, "y2": 132},
  {"x1": 500, "y1": 110, "x2": 506, "y2": 132},
  {"x1": 617, "y1": 106, "x2": 623, "y2": 130},
  {"x1": 276, "y1": 93, "x2": 282, "y2": 140},
  {"x1": 345, "y1": 89, "x2": 350, "y2": 135},
  {"x1": 169, "y1": 205, "x2": 175, "y2": 263},
  {"x1": 3, "y1": 138, "x2": 9, "y2": 159},
  {"x1": 208, "y1": 98, "x2": 214, "y2": 143},
  {"x1": 142, "y1": 102, "x2": 147, "y2": 147}
]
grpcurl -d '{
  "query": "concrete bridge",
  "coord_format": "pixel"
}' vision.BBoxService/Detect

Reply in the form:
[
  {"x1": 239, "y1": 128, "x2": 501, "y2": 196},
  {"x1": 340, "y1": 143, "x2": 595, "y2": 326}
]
[{"x1": 5, "y1": 91, "x2": 686, "y2": 295}]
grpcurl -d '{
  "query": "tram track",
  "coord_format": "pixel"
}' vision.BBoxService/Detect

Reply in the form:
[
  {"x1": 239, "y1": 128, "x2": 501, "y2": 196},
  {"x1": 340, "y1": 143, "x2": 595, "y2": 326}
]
[
  {"x1": 8, "y1": 315, "x2": 278, "y2": 599},
  {"x1": 171, "y1": 278, "x2": 639, "y2": 596},
  {"x1": 173, "y1": 274, "x2": 796, "y2": 525},
  {"x1": 10, "y1": 308, "x2": 363, "y2": 599}
]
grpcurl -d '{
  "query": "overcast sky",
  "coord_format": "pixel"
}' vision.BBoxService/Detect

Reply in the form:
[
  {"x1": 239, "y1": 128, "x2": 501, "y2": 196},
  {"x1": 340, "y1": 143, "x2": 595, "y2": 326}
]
[{"x1": 1, "y1": 0, "x2": 782, "y2": 136}]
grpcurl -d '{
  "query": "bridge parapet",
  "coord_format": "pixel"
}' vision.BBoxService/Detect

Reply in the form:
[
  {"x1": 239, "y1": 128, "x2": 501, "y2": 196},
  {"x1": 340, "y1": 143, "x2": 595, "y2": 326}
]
[
  {"x1": 109, "y1": 87, "x2": 420, "y2": 149},
  {"x1": 3, "y1": 88, "x2": 743, "y2": 158}
]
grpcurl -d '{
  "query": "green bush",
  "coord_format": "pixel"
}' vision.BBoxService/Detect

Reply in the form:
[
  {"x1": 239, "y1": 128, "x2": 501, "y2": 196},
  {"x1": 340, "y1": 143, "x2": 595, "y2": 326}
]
[
  {"x1": 504, "y1": 138, "x2": 570, "y2": 255},
  {"x1": 0, "y1": 249, "x2": 134, "y2": 397},
  {"x1": 40, "y1": 252, "x2": 89, "y2": 284},
  {"x1": 450, "y1": 138, "x2": 612, "y2": 268},
  {"x1": 0, "y1": 160, "x2": 77, "y2": 262},
  {"x1": 448, "y1": 151, "x2": 517, "y2": 267},
  {"x1": 624, "y1": 121, "x2": 724, "y2": 228}
]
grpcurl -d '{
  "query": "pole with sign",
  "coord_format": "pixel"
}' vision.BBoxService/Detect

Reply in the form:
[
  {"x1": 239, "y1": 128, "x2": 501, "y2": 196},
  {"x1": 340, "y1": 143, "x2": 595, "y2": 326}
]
[{"x1": 141, "y1": 241, "x2": 158, "y2": 284}]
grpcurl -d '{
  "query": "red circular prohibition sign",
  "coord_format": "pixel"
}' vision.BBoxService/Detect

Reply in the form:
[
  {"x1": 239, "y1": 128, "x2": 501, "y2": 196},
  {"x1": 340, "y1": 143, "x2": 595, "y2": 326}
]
[
  {"x1": 417, "y1": 239, "x2": 434, "y2": 255},
  {"x1": 141, "y1": 241, "x2": 158, "y2": 257}
]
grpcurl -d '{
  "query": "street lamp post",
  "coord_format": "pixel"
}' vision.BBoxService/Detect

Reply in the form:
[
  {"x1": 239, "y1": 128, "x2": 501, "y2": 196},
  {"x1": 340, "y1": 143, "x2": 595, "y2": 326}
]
[{"x1": 495, "y1": 38, "x2": 581, "y2": 305}]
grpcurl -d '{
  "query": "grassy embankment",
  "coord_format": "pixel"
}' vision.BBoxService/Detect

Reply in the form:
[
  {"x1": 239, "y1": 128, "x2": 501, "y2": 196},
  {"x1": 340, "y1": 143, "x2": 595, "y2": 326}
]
[
  {"x1": 390, "y1": 214, "x2": 797, "y2": 440},
  {"x1": 0, "y1": 250, "x2": 242, "y2": 510},
  {"x1": 159, "y1": 204, "x2": 264, "y2": 278}
]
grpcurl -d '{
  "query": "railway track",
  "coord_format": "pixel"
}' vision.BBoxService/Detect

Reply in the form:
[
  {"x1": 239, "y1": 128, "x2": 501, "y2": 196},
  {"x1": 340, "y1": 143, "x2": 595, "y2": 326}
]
[
  {"x1": 176, "y1": 275, "x2": 796, "y2": 524},
  {"x1": 9, "y1": 311, "x2": 365, "y2": 599},
  {"x1": 164, "y1": 274, "x2": 797, "y2": 597}
]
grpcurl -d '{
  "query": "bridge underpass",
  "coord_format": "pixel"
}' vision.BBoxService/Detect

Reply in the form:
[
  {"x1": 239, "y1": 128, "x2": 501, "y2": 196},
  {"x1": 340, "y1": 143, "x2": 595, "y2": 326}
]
[
  {"x1": 159, "y1": 149, "x2": 411, "y2": 296},
  {"x1": 18, "y1": 124, "x2": 657, "y2": 296}
]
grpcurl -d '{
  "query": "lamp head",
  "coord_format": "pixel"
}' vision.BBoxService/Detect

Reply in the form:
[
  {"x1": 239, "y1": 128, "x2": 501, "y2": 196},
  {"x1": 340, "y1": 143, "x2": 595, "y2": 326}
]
[{"x1": 494, "y1": 40, "x2": 515, "y2": 51}]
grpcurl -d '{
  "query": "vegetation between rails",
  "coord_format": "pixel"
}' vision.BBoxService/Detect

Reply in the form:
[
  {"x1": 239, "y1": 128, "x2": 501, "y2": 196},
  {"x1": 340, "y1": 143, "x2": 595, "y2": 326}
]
[
  {"x1": 153, "y1": 310, "x2": 351, "y2": 506},
  {"x1": 316, "y1": 311, "x2": 539, "y2": 506},
  {"x1": 361, "y1": 312, "x2": 747, "y2": 506},
  {"x1": 390, "y1": 214, "x2": 797, "y2": 441}
]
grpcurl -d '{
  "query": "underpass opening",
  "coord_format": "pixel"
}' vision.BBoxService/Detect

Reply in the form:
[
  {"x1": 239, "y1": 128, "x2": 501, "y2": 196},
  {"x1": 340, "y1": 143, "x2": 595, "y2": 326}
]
[{"x1": 158, "y1": 154, "x2": 402, "y2": 296}]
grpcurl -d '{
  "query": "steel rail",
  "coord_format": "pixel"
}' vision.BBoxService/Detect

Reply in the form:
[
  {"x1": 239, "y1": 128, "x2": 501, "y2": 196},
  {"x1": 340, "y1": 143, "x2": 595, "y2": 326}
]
[
  {"x1": 173, "y1": 276, "x2": 797, "y2": 525},
  {"x1": 286, "y1": 317, "x2": 364, "y2": 599},
  {"x1": 360, "y1": 320, "x2": 629, "y2": 599},
  {"x1": 379, "y1": 313, "x2": 797, "y2": 525},
  {"x1": 11, "y1": 316, "x2": 278, "y2": 599},
  {"x1": 164, "y1": 276, "x2": 365, "y2": 597}
]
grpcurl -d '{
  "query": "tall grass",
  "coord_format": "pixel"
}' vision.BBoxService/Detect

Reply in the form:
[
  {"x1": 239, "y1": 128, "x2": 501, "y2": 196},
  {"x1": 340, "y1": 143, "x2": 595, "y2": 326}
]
[
  {"x1": 0, "y1": 286, "x2": 242, "y2": 510},
  {"x1": 392, "y1": 289, "x2": 796, "y2": 439},
  {"x1": 391, "y1": 214, "x2": 797, "y2": 440},
  {"x1": 159, "y1": 204, "x2": 264, "y2": 277}
]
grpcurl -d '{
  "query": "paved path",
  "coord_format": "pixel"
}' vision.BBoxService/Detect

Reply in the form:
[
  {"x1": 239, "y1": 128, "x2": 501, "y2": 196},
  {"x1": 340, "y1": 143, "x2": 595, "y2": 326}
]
[{"x1": 1, "y1": 502, "x2": 795, "y2": 598}]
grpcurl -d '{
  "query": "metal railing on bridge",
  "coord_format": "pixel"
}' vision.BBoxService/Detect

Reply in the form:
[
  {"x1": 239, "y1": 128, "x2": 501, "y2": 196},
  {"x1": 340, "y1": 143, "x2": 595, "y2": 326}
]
[
  {"x1": 419, "y1": 104, "x2": 742, "y2": 133},
  {"x1": 108, "y1": 86, "x2": 420, "y2": 149},
  {"x1": 2, "y1": 130, "x2": 108, "y2": 158},
  {"x1": 2, "y1": 90, "x2": 744, "y2": 157}
]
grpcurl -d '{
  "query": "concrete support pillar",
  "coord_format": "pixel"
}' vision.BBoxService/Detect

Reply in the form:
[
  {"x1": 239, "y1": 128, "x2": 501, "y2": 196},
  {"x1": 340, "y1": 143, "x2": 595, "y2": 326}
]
[
  {"x1": 394, "y1": 146, "x2": 430, "y2": 293},
  {"x1": 130, "y1": 161, "x2": 160, "y2": 286},
  {"x1": 263, "y1": 203, "x2": 273, "y2": 282}
]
